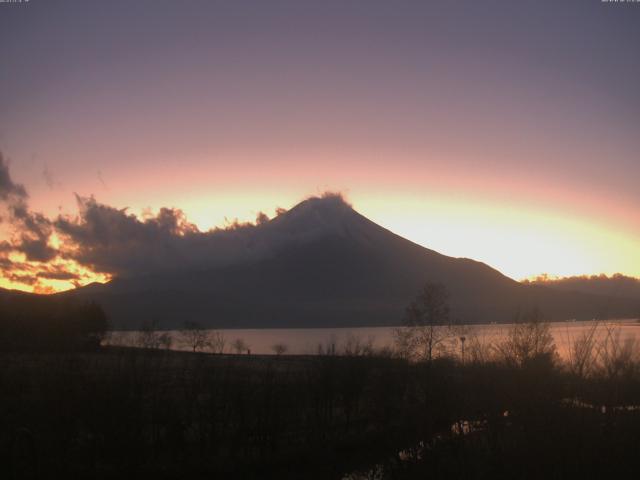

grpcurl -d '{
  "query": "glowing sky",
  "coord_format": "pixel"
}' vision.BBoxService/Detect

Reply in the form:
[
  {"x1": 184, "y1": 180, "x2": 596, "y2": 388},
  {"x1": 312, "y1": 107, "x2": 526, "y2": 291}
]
[{"x1": 1, "y1": 0, "x2": 639, "y2": 292}]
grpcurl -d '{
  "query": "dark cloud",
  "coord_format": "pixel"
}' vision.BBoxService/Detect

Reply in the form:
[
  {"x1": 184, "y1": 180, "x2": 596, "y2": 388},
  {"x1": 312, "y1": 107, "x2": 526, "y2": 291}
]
[
  {"x1": 5, "y1": 272, "x2": 39, "y2": 286},
  {"x1": 37, "y1": 269, "x2": 81, "y2": 281},
  {"x1": 54, "y1": 193, "x2": 352, "y2": 278},
  {"x1": 0, "y1": 153, "x2": 351, "y2": 288},
  {"x1": 0, "y1": 256, "x2": 15, "y2": 269},
  {"x1": 0, "y1": 250, "x2": 82, "y2": 289},
  {"x1": 55, "y1": 195, "x2": 238, "y2": 276},
  {"x1": 0, "y1": 241, "x2": 12, "y2": 253},
  {"x1": 9, "y1": 202, "x2": 56, "y2": 262},
  {"x1": 17, "y1": 235, "x2": 57, "y2": 262},
  {"x1": 0, "y1": 152, "x2": 56, "y2": 263},
  {"x1": 256, "y1": 212, "x2": 269, "y2": 225},
  {"x1": 0, "y1": 254, "x2": 41, "y2": 287},
  {"x1": 0, "y1": 152, "x2": 27, "y2": 201}
]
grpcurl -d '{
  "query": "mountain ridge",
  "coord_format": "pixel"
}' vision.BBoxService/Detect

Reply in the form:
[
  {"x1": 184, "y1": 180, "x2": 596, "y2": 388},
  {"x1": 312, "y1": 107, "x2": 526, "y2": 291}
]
[
  {"x1": 52, "y1": 195, "x2": 639, "y2": 329},
  {"x1": 527, "y1": 274, "x2": 640, "y2": 302}
]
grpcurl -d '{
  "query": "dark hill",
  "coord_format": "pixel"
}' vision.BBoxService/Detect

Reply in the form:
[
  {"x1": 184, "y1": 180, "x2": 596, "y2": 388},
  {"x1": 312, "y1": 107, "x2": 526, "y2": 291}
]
[
  {"x1": 0, "y1": 289, "x2": 108, "y2": 351},
  {"x1": 58, "y1": 196, "x2": 639, "y2": 329},
  {"x1": 528, "y1": 274, "x2": 640, "y2": 301}
]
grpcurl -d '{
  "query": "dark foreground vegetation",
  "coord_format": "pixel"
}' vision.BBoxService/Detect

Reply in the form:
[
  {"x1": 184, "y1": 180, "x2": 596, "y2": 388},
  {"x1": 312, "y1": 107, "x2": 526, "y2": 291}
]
[
  {"x1": 2, "y1": 343, "x2": 640, "y2": 480},
  {"x1": 2, "y1": 285, "x2": 640, "y2": 478},
  {"x1": 0, "y1": 293, "x2": 107, "y2": 352}
]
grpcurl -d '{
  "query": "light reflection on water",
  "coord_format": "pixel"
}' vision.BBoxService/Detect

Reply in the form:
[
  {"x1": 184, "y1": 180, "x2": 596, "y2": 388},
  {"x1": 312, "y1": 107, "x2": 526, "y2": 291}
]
[{"x1": 105, "y1": 319, "x2": 639, "y2": 359}]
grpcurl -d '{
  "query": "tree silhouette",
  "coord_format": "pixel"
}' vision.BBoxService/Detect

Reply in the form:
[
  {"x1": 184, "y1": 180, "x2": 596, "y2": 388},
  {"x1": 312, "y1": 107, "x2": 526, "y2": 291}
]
[
  {"x1": 394, "y1": 283, "x2": 453, "y2": 362},
  {"x1": 136, "y1": 319, "x2": 164, "y2": 350},
  {"x1": 272, "y1": 343, "x2": 288, "y2": 355},
  {"x1": 0, "y1": 297, "x2": 109, "y2": 352},
  {"x1": 495, "y1": 307, "x2": 556, "y2": 367},
  {"x1": 208, "y1": 331, "x2": 226, "y2": 354},
  {"x1": 232, "y1": 338, "x2": 248, "y2": 354},
  {"x1": 77, "y1": 301, "x2": 109, "y2": 350},
  {"x1": 178, "y1": 321, "x2": 210, "y2": 352}
]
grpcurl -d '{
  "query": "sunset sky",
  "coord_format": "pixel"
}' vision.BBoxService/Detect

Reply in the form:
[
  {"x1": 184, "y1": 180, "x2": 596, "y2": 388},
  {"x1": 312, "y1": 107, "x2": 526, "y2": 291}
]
[{"x1": 1, "y1": 0, "x2": 639, "y2": 293}]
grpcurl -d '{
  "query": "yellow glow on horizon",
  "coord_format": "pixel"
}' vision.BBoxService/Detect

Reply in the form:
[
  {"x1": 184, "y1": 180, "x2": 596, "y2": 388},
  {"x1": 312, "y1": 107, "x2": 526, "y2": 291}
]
[
  {"x1": 356, "y1": 193, "x2": 640, "y2": 281},
  {"x1": 19, "y1": 143, "x2": 639, "y2": 288},
  {"x1": 141, "y1": 190, "x2": 640, "y2": 282},
  {"x1": 2, "y1": 190, "x2": 639, "y2": 294},
  {"x1": 0, "y1": 252, "x2": 111, "y2": 294}
]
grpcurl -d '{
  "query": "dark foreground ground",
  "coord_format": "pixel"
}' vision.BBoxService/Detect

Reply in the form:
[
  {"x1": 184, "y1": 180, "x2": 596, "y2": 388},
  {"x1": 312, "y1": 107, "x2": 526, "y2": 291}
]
[{"x1": 2, "y1": 348, "x2": 640, "y2": 479}]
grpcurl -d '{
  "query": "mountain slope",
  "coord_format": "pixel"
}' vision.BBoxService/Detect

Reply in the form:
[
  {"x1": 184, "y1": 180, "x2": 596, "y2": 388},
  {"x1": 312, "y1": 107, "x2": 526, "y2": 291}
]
[{"x1": 60, "y1": 196, "x2": 640, "y2": 328}]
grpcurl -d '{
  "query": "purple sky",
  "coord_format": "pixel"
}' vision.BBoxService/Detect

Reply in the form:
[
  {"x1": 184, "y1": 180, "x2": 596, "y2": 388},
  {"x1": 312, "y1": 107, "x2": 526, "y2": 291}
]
[{"x1": 0, "y1": 0, "x2": 639, "y2": 291}]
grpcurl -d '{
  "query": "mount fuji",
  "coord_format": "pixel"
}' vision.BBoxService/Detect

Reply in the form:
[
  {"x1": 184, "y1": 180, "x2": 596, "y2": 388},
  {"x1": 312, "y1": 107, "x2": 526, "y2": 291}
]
[{"x1": 59, "y1": 195, "x2": 638, "y2": 329}]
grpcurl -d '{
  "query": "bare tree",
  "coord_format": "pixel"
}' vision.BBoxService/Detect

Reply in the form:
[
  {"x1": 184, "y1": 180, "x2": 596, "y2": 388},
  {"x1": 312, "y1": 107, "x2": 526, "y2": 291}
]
[
  {"x1": 158, "y1": 332, "x2": 173, "y2": 350},
  {"x1": 178, "y1": 321, "x2": 210, "y2": 353},
  {"x1": 272, "y1": 343, "x2": 288, "y2": 355},
  {"x1": 343, "y1": 334, "x2": 375, "y2": 357},
  {"x1": 565, "y1": 321, "x2": 599, "y2": 377},
  {"x1": 463, "y1": 330, "x2": 495, "y2": 364},
  {"x1": 136, "y1": 319, "x2": 164, "y2": 350},
  {"x1": 208, "y1": 331, "x2": 226, "y2": 354},
  {"x1": 317, "y1": 335, "x2": 338, "y2": 356},
  {"x1": 232, "y1": 338, "x2": 248, "y2": 354},
  {"x1": 394, "y1": 283, "x2": 454, "y2": 362},
  {"x1": 495, "y1": 308, "x2": 556, "y2": 367},
  {"x1": 595, "y1": 323, "x2": 638, "y2": 380}
]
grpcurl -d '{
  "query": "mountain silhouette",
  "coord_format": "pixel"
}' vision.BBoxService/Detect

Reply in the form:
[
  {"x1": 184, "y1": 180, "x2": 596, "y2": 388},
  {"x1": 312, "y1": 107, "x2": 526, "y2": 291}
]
[
  {"x1": 58, "y1": 195, "x2": 639, "y2": 328},
  {"x1": 528, "y1": 274, "x2": 640, "y2": 301}
]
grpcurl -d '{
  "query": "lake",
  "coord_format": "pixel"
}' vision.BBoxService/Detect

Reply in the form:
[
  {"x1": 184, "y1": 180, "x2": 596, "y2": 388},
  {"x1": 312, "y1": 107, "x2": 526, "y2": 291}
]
[{"x1": 105, "y1": 319, "x2": 640, "y2": 360}]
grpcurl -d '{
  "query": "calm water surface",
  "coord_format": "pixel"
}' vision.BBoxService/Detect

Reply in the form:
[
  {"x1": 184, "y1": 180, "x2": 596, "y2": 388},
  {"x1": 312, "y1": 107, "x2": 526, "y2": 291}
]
[{"x1": 106, "y1": 319, "x2": 640, "y2": 360}]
